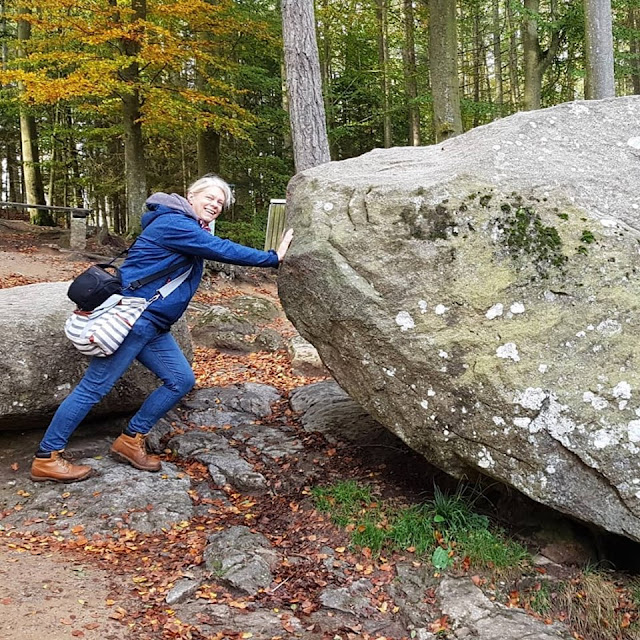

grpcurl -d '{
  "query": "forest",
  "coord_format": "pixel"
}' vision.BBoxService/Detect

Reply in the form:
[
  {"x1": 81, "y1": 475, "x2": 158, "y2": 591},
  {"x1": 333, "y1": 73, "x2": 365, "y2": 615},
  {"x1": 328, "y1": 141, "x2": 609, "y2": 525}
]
[{"x1": 0, "y1": 0, "x2": 629, "y2": 245}]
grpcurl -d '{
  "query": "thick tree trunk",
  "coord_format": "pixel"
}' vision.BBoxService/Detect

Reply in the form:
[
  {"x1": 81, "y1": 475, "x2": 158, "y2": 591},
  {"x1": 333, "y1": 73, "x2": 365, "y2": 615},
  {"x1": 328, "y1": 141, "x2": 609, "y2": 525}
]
[
  {"x1": 429, "y1": 0, "x2": 463, "y2": 142},
  {"x1": 122, "y1": 90, "x2": 147, "y2": 234},
  {"x1": 522, "y1": 0, "x2": 561, "y2": 111},
  {"x1": 281, "y1": 0, "x2": 330, "y2": 172},
  {"x1": 522, "y1": 0, "x2": 542, "y2": 110},
  {"x1": 403, "y1": 0, "x2": 420, "y2": 145},
  {"x1": 17, "y1": 9, "x2": 48, "y2": 224},
  {"x1": 19, "y1": 110, "x2": 49, "y2": 224},
  {"x1": 376, "y1": 0, "x2": 392, "y2": 148},
  {"x1": 584, "y1": 0, "x2": 615, "y2": 99}
]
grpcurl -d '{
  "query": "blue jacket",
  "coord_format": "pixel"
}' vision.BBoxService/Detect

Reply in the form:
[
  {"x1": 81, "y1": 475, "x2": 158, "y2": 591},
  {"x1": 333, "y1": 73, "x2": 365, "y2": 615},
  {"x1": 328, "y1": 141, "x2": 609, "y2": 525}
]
[{"x1": 120, "y1": 193, "x2": 279, "y2": 330}]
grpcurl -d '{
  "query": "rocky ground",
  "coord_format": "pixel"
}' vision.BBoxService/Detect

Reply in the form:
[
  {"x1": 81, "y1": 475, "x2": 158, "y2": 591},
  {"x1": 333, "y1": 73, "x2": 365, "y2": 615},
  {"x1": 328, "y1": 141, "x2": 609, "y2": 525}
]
[{"x1": 0, "y1": 225, "x2": 636, "y2": 640}]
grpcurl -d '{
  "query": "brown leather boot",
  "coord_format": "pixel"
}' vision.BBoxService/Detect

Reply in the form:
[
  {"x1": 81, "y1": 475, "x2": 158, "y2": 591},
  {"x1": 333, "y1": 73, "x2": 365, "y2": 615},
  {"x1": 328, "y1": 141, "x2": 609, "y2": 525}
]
[
  {"x1": 110, "y1": 433, "x2": 161, "y2": 472},
  {"x1": 30, "y1": 451, "x2": 92, "y2": 483}
]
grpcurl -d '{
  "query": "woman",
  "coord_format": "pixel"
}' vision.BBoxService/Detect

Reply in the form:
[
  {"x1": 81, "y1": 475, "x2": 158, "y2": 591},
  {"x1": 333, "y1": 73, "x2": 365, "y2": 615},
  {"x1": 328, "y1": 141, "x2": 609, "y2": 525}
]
[{"x1": 31, "y1": 174, "x2": 294, "y2": 483}]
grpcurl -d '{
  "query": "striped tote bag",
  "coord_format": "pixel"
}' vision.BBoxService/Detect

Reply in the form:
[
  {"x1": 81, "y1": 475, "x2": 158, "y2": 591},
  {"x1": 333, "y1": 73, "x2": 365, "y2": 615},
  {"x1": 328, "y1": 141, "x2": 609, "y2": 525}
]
[{"x1": 64, "y1": 295, "x2": 148, "y2": 357}]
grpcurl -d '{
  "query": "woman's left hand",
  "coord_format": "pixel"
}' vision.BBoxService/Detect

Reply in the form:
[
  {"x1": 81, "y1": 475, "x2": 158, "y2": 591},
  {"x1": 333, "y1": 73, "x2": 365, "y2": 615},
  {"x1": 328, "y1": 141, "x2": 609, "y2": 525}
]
[{"x1": 277, "y1": 228, "x2": 294, "y2": 263}]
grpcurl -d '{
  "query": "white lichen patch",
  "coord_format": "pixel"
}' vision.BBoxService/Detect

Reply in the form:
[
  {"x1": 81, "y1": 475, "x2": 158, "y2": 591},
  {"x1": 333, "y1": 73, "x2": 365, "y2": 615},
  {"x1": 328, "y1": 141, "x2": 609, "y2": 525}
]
[
  {"x1": 620, "y1": 401, "x2": 629, "y2": 410},
  {"x1": 323, "y1": 202, "x2": 334, "y2": 212},
  {"x1": 438, "y1": 350, "x2": 449, "y2": 359},
  {"x1": 528, "y1": 394, "x2": 576, "y2": 443},
  {"x1": 539, "y1": 364, "x2": 548, "y2": 373},
  {"x1": 477, "y1": 447, "x2": 495, "y2": 469},
  {"x1": 575, "y1": 331, "x2": 586, "y2": 338},
  {"x1": 395, "y1": 311, "x2": 415, "y2": 331},
  {"x1": 496, "y1": 343, "x2": 520, "y2": 362},
  {"x1": 628, "y1": 420, "x2": 640, "y2": 442},
  {"x1": 596, "y1": 319, "x2": 622, "y2": 337},
  {"x1": 492, "y1": 416, "x2": 506, "y2": 426},
  {"x1": 435, "y1": 304, "x2": 448, "y2": 316},
  {"x1": 628, "y1": 136, "x2": 640, "y2": 149},
  {"x1": 514, "y1": 417, "x2": 532, "y2": 429},
  {"x1": 510, "y1": 302, "x2": 525, "y2": 314},
  {"x1": 613, "y1": 381, "x2": 632, "y2": 400},
  {"x1": 418, "y1": 300, "x2": 428, "y2": 314},
  {"x1": 582, "y1": 391, "x2": 609, "y2": 410},
  {"x1": 545, "y1": 465, "x2": 556, "y2": 474},
  {"x1": 420, "y1": 400, "x2": 429, "y2": 410},
  {"x1": 383, "y1": 366, "x2": 396, "y2": 377},
  {"x1": 514, "y1": 387, "x2": 547, "y2": 410},
  {"x1": 428, "y1": 388, "x2": 436, "y2": 397},
  {"x1": 486, "y1": 303, "x2": 503, "y2": 320},
  {"x1": 592, "y1": 428, "x2": 617, "y2": 449}
]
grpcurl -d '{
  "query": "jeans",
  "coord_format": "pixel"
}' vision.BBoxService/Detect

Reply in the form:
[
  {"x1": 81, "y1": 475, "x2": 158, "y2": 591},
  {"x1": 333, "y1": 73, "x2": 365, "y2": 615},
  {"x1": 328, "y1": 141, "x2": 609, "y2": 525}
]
[{"x1": 39, "y1": 316, "x2": 195, "y2": 452}]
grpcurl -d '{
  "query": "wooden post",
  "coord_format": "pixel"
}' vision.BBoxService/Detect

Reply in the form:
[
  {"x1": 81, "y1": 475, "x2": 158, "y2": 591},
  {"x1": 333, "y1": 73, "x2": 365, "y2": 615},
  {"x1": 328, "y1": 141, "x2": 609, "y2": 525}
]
[{"x1": 264, "y1": 199, "x2": 287, "y2": 251}]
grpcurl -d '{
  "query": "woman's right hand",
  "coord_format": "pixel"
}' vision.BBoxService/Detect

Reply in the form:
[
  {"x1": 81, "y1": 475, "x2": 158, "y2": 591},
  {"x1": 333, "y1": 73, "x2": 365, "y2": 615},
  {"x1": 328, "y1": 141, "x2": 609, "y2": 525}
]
[{"x1": 277, "y1": 228, "x2": 294, "y2": 263}]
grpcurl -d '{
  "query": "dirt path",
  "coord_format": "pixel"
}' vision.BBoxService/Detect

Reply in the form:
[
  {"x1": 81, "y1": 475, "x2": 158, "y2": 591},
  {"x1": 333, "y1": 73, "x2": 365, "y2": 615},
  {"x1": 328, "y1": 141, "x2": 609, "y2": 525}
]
[{"x1": 0, "y1": 545, "x2": 128, "y2": 640}]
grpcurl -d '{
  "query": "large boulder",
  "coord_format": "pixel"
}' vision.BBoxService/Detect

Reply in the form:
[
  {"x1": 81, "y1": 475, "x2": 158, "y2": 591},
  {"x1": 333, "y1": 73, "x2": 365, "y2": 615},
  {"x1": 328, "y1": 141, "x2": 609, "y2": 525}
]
[
  {"x1": 279, "y1": 96, "x2": 640, "y2": 541},
  {"x1": 0, "y1": 281, "x2": 192, "y2": 430}
]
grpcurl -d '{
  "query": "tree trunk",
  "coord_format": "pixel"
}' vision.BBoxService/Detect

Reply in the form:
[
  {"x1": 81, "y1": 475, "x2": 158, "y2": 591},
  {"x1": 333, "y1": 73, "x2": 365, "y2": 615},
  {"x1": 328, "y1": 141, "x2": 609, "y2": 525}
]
[
  {"x1": 197, "y1": 129, "x2": 220, "y2": 176},
  {"x1": 121, "y1": 0, "x2": 147, "y2": 233},
  {"x1": 522, "y1": 0, "x2": 542, "y2": 110},
  {"x1": 376, "y1": 0, "x2": 392, "y2": 148},
  {"x1": 281, "y1": 0, "x2": 330, "y2": 172},
  {"x1": 506, "y1": 0, "x2": 520, "y2": 108},
  {"x1": 122, "y1": 90, "x2": 147, "y2": 234},
  {"x1": 403, "y1": 0, "x2": 420, "y2": 145},
  {"x1": 493, "y1": 0, "x2": 504, "y2": 112},
  {"x1": 630, "y1": 7, "x2": 640, "y2": 95},
  {"x1": 584, "y1": 0, "x2": 615, "y2": 99},
  {"x1": 522, "y1": 0, "x2": 562, "y2": 111},
  {"x1": 65, "y1": 110, "x2": 83, "y2": 208},
  {"x1": 472, "y1": 0, "x2": 481, "y2": 127},
  {"x1": 429, "y1": 0, "x2": 463, "y2": 142},
  {"x1": 17, "y1": 8, "x2": 48, "y2": 224}
]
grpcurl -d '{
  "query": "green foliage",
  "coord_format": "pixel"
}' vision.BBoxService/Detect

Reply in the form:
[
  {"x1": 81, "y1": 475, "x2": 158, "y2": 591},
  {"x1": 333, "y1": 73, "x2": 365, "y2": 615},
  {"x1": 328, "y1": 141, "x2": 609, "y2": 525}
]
[
  {"x1": 311, "y1": 481, "x2": 530, "y2": 572},
  {"x1": 216, "y1": 219, "x2": 266, "y2": 250}
]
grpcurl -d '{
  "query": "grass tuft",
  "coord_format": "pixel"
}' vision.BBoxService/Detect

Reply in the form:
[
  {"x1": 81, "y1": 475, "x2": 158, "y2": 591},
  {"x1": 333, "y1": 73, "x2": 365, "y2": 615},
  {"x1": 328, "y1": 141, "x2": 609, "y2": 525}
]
[{"x1": 311, "y1": 481, "x2": 529, "y2": 571}]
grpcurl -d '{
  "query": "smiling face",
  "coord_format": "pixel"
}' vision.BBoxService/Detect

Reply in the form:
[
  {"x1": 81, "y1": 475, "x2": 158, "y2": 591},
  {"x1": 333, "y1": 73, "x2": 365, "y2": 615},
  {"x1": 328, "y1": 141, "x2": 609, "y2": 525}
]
[{"x1": 187, "y1": 186, "x2": 226, "y2": 224}]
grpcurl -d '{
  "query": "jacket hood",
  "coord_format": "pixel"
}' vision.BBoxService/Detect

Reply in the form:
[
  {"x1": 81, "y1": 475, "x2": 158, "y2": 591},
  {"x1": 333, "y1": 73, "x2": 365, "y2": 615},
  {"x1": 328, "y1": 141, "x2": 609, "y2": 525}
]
[{"x1": 142, "y1": 193, "x2": 197, "y2": 228}]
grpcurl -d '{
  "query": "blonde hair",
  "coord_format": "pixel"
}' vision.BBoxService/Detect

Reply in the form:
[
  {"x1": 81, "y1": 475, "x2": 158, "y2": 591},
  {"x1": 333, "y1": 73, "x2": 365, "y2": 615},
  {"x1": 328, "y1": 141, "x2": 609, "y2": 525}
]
[{"x1": 187, "y1": 174, "x2": 235, "y2": 210}]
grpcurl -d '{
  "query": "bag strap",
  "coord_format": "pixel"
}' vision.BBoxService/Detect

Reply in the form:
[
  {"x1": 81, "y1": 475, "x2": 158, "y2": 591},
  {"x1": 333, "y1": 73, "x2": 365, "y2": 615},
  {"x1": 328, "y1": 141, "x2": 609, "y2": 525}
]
[
  {"x1": 147, "y1": 266, "x2": 193, "y2": 303},
  {"x1": 125, "y1": 259, "x2": 192, "y2": 291},
  {"x1": 105, "y1": 239, "x2": 137, "y2": 266}
]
